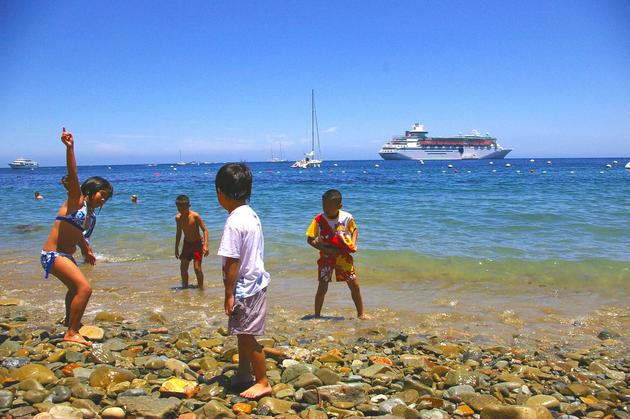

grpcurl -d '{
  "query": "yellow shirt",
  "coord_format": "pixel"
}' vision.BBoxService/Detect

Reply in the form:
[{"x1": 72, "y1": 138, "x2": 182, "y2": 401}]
[{"x1": 306, "y1": 210, "x2": 357, "y2": 239}]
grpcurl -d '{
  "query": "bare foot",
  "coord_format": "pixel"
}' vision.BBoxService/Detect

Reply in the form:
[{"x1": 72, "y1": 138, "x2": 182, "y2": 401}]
[
  {"x1": 63, "y1": 332, "x2": 92, "y2": 347},
  {"x1": 358, "y1": 314, "x2": 374, "y2": 320},
  {"x1": 58, "y1": 317, "x2": 84, "y2": 328},
  {"x1": 240, "y1": 382, "x2": 272, "y2": 399}
]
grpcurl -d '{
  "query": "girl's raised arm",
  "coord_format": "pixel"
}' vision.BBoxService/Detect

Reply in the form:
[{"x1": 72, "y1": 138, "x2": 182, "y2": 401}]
[{"x1": 61, "y1": 127, "x2": 82, "y2": 206}]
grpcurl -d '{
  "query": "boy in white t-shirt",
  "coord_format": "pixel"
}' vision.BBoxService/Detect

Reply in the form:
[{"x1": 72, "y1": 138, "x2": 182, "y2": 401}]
[
  {"x1": 216, "y1": 163, "x2": 272, "y2": 399},
  {"x1": 306, "y1": 189, "x2": 372, "y2": 320}
]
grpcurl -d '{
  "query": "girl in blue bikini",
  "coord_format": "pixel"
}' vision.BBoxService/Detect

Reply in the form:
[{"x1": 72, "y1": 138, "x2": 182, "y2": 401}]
[{"x1": 41, "y1": 128, "x2": 113, "y2": 346}]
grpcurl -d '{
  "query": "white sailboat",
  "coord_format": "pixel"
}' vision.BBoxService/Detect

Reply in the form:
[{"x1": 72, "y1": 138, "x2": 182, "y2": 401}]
[
  {"x1": 176, "y1": 150, "x2": 186, "y2": 166},
  {"x1": 292, "y1": 90, "x2": 322, "y2": 168},
  {"x1": 269, "y1": 142, "x2": 288, "y2": 163}
]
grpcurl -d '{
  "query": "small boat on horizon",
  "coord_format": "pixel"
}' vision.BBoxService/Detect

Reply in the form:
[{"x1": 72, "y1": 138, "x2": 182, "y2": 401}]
[
  {"x1": 269, "y1": 142, "x2": 288, "y2": 163},
  {"x1": 292, "y1": 90, "x2": 322, "y2": 169},
  {"x1": 8, "y1": 158, "x2": 39, "y2": 169}
]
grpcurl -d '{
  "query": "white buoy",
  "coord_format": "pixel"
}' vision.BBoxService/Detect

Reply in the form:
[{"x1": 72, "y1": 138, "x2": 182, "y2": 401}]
[
  {"x1": 419, "y1": 159, "x2": 424, "y2": 165},
  {"x1": 530, "y1": 159, "x2": 535, "y2": 163},
  {"x1": 108, "y1": 166, "x2": 111, "y2": 170},
  {"x1": 492, "y1": 169, "x2": 497, "y2": 173},
  {"x1": 600, "y1": 171, "x2": 604, "y2": 174},
  {"x1": 333, "y1": 163, "x2": 338, "y2": 167},
  {"x1": 570, "y1": 170, "x2": 575, "y2": 174},
  {"x1": 542, "y1": 170, "x2": 547, "y2": 174},
  {"x1": 625, "y1": 162, "x2": 630, "y2": 169},
  {"x1": 547, "y1": 160, "x2": 552, "y2": 164},
  {"x1": 375, "y1": 164, "x2": 380, "y2": 168},
  {"x1": 605, "y1": 164, "x2": 612, "y2": 168},
  {"x1": 363, "y1": 170, "x2": 367, "y2": 174},
  {"x1": 505, "y1": 163, "x2": 511, "y2": 167},
  {"x1": 173, "y1": 167, "x2": 177, "y2": 171},
  {"x1": 467, "y1": 170, "x2": 471, "y2": 173},
  {"x1": 613, "y1": 160, "x2": 618, "y2": 164},
  {"x1": 516, "y1": 170, "x2": 521, "y2": 174},
  {"x1": 417, "y1": 170, "x2": 421, "y2": 173},
  {"x1": 342, "y1": 170, "x2": 345, "y2": 173},
  {"x1": 489, "y1": 161, "x2": 494, "y2": 165},
  {"x1": 442, "y1": 170, "x2": 446, "y2": 173},
  {"x1": 448, "y1": 164, "x2": 453, "y2": 168}
]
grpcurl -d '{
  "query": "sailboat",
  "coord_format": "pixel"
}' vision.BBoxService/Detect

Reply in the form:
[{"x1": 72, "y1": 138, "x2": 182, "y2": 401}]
[
  {"x1": 268, "y1": 143, "x2": 288, "y2": 163},
  {"x1": 292, "y1": 90, "x2": 322, "y2": 168},
  {"x1": 176, "y1": 150, "x2": 186, "y2": 166}
]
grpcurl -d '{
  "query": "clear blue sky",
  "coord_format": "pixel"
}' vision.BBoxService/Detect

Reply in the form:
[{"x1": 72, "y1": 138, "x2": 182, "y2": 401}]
[{"x1": 1, "y1": 0, "x2": 629, "y2": 165}]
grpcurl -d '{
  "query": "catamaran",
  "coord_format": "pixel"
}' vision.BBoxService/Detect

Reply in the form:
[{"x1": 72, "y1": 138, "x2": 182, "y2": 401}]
[{"x1": 292, "y1": 90, "x2": 322, "y2": 168}]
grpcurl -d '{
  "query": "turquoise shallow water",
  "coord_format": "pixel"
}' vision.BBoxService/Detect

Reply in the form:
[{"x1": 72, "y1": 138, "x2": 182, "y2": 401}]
[{"x1": 1, "y1": 158, "x2": 629, "y2": 286}]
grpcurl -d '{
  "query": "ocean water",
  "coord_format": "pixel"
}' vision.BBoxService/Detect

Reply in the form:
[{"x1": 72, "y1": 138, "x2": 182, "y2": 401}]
[{"x1": 1, "y1": 158, "x2": 629, "y2": 346}]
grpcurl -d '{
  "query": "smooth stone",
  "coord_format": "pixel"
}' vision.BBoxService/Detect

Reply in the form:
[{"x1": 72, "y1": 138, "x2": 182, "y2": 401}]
[
  {"x1": 316, "y1": 367, "x2": 340, "y2": 385},
  {"x1": 144, "y1": 357, "x2": 165, "y2": 370},
  {"x1": 24, "y1": 389, "x2": 49, "y2": 404},
  {"x1": 70, "y1": 383, "x2": 105, "y2": 402},
  {"x1": 446, "y1": 385, "x2": 476, "y2": 398},
  {"x1": 420, "y1": 408, "x2": 446, "y2": 419},
  {"x1": 282, "y1": 363, "x2": 312, "y2": 383},
  {"x1": 379, "y1": 397, "x2": 406, "y2": 414},
  {"x1": 2, "y1": 357, "x2": 30, "y2": 369},
  {"x1": 0, "y1": 389, "x2": 14, "y2": 409},
  {"x1": 117, "y1": 395, "x2": 181, "y2": 418},
  {"x1": 308, "y1": 383, "x2": 366, "y2": 407},
  {"x1": 33, "y1": 414, "x2": 54, "y2": 419},
  {"x1": 526, "y1": 395, "x2": 560, "y2": 408},
  {"x1": 95, "y1": 311, "x2": 124, "y2": 322},
  {"x1": 567, "y1": 383, "x2": 591, "y2": 397},
  {"x1": 71, "y1": 398, "x2": 100, "y2": 417},
  {"x1": 17, "y1": 378, "x2": 45, "y2": 391},
  {"x1": 159, "y1": 377, "x2": 199, "y2": 398},
  {"x1": 79, "y1": 325, "x2": 105, "y2": 341},
  {"x1": 87, "y1": 346, "x2": 115, "y2": 364},
  {"x1": 359, "y1": 363, "x2": 393, "y2": 378},
  {"x1": 258, "y1": 396, "x2": 293, "y2": 414},
  {"x1": 65, "y1": 350, "x2": 86, "y2": 363},
  {"x1": 193, "y1": 400, "x2": 235, "y2": 418},
  {"x1": 461, "y1": 394, "x2": 501, "y2": 411},
  {"x1": 101, "y1": 406, "x2": 126, "y2": 419},
  {"x1": 294, "y1": 372, "x2": 322, "y2": 389},
  {"x1": 72, "y1": 367, "x2": 94, "y2": 379},
  {"x1": 49, "y1": 405, "x2": 83, "y2": 418},
  {"x1": 445, "y1": 368, "x2": 478, "y2": 386},
  {"x1": 480, "y1": 405, "x2": 554, "y2": 419},
  {"x1": 8, "y1": 406, "x2": 39, "y2": 417},
  {"x1": 8, "y1": 364, "x2": 57, "y2": 385},
  {"x1": 89, "y1": 366, "x2": 136, "y2": 388},
  {"x1": 0, "y1": 340, "x2": 21, "y2": 352},
  {"x1": 50, "y1": 386, "x2": 72, "y2": 403},
  {"x1": 103, "y1": 338, "x2": 128, "y2": 352},
  {"x1": 46, "y1": 350, "x2": 66, "y2": 363},
  {"x1": 0, "y1": 298, "x2": 21, "y2": 306}
]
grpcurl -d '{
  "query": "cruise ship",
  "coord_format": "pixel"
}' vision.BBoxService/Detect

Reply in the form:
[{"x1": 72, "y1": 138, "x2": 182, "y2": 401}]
[
  {"x1": 8, "y1": 158, "x2": 39, "y2": 169},
  {"x1": 379, "y1": 123, "x2": 511, "y2": 160}
]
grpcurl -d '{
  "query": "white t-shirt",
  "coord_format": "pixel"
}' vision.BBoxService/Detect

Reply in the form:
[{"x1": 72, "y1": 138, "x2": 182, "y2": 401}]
[{"x1": 218, "y1": 205, "x2": 270, "y2": 299}]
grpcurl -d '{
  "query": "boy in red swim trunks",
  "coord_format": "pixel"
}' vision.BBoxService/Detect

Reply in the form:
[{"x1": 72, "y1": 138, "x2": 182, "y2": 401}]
[
  {"x1": 306, "y1": 189, "x2": 372, "y2": 320},
  {"x1": 175, "y1": 195, "x2": 209, "y2": 289}
]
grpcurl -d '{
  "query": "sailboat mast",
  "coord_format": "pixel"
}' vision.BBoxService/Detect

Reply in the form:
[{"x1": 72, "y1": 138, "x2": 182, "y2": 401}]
[{"x1": 311, "y1": 89, "x2": 315, "y2": 152}]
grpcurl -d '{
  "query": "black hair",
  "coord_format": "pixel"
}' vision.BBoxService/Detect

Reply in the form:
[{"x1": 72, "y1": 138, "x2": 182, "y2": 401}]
[
  {"x1": 176, "y1": 195, "x2": 190, "y2": 206},
  {"x1": 215, "y1": 163, "x2": 252, "y2": 201},
  {"x1": 322, "y1": 189, "x2": 342, "y2": 205},
  {"x1": 81, "y1": 176, "x2": 113, "y2": 200}
]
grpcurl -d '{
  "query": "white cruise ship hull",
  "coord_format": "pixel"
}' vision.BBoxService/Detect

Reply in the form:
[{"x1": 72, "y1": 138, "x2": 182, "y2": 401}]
[{"x1": 379, "y1": 147, "x2": 511, "y2": 161}]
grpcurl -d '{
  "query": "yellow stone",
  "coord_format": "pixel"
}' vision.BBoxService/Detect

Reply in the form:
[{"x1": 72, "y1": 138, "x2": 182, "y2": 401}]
[
  {"x1": 580, "y1": 395, "x2": 599, "y2": 405},
  {"x1": 318, "y1": 348, "x2": 344, "y2": 363},
  {"x1": 79, "y1": 325, "x2": 105, "y2": 341},
  {"x1": 369, "y1": 355, "x2": 393, "y2": 366},
  {"x1": 0, "y1": 298, "x2": 21, "y2": 306},
  {"x1": 159, "y1": 377, "x2": 199, "y2": 398},
  {"x1": 8, "y1": 364, "x2": 56, "y2": 384},
  {"x1": 232, "y1": 402, "x2": 253, "y2": 414},
  {"x1": 455, "y1": 404, "x2": 475, "y2": 416}
]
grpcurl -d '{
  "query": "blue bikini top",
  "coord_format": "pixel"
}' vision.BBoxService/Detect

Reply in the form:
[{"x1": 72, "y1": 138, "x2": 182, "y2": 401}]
[{"x1": 55, "y1": 201, "x2": 97, "y2": 240}]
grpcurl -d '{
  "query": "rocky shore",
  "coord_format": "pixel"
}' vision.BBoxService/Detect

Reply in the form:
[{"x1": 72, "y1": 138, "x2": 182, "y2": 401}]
[{"x1": 0, "y1": 299, "x2": 628, "y2": 419}]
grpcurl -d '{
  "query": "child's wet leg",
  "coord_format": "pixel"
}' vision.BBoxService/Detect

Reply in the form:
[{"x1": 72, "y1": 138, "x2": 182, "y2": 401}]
[
  {"x1": 51, "y1": 257, "x2": 93, "y2": 346},
  {"x1": 180, "y1": 259, "x2": 190, "y2": 288},
  {"x1": 193, "y1": 259, "x2": 204, "y2": 289},
  {"x1": 238, "y1": 334, "x2": 271, "y2": 399},
  {"x1": 314, "y1": 280, "x2": 328, "y2": 318},
  {"x1": 233, "y1": 334, "x2": 254, "y2": 387},
  {"x1": 347, "y1": 279, "x2": 372, "y2": 320}
]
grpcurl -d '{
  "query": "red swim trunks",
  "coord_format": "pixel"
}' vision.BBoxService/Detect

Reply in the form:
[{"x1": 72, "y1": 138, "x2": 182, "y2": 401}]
[{"x1": 181, "y1": 240, "x2": 203, "y2": 262}]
